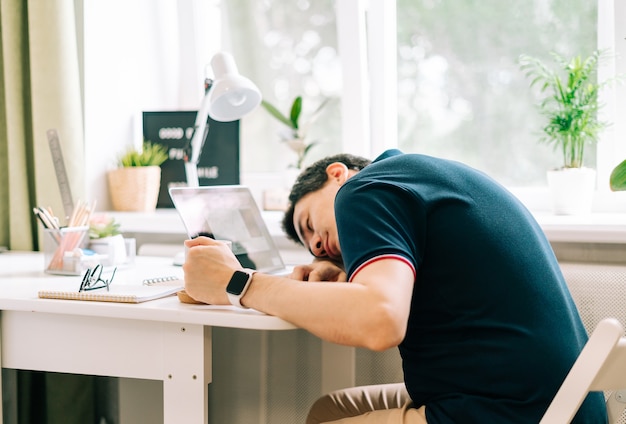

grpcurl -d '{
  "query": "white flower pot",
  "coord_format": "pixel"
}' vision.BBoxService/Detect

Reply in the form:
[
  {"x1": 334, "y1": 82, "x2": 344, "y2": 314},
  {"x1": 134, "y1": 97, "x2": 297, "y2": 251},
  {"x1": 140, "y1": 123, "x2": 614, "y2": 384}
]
[
  {"x1": 547, "y1": 167, "x2": 596, "y2": 215},
  {"x1": 89, "y1": 234, "x2": 128, "y2": 266}
]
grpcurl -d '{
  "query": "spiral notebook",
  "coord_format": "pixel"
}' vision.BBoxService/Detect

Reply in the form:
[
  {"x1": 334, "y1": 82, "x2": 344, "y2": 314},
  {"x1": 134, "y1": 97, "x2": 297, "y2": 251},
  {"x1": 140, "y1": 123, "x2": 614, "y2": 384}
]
[{"x1": 38, "y1": 277, "x2": 183, "y2": 304}]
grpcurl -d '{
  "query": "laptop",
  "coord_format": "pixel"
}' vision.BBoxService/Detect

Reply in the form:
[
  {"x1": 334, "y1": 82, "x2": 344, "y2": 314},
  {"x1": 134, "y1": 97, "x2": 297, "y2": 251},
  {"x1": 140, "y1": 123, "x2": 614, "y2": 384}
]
[{"x1": 169, "y1": 185, "x2": 290, "y2": 275}]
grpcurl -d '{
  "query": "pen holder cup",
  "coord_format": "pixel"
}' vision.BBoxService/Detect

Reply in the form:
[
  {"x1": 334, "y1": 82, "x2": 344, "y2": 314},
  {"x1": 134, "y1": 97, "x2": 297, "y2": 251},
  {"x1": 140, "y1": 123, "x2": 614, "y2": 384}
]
[{"x1": 43, "y1": 226, "x2": 89, "y2": 275}]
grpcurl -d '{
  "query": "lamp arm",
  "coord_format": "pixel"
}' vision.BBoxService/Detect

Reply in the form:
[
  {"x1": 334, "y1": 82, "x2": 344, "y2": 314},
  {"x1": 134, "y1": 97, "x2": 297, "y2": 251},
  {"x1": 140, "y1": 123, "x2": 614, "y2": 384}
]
[
  {"x1": 184, "y1": 162, "x2": 200, "y2": 188},
  {"x1": 189, "y1": 83, "x2": 213, "y2": 166},
  {"x1": 184, "y1": 80, "x2": 213, "y2": 187}
]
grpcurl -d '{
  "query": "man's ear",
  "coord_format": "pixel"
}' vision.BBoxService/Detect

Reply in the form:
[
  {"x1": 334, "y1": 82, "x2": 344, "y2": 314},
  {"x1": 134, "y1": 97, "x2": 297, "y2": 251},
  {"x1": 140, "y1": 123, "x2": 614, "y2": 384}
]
[{"x1": 326, "y1": 162, "x2": 349, "y2": 183}]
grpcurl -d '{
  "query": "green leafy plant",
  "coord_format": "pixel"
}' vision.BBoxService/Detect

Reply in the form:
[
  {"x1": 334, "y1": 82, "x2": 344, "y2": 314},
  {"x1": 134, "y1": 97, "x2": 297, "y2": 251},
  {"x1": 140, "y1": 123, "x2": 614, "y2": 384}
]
[
  {"x1": 519, "y1": 49, "x2": 615, "y2": 169},
  {"x1": 261, "y1": 96, "x2": 330, "y2": 169},
  {"x1": 89, "y1": 214, "x2": 122, "y2": 239},
  {"x1": 117, "y1": 141, "x2": 168, "y2": 167},
  {"x1": 610, "y1": 160, "x2": 626, "y2": 191},
  {"x1": 262, "y1": 96, "x2": 304, "y2": 134}
]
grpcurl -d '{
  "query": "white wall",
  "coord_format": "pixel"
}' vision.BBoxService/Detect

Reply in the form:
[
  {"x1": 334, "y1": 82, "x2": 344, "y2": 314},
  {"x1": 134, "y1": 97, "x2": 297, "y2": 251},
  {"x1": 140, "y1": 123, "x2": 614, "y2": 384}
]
[{"x1": 83, "y1": 0, "x2": 221, "y2": 210}]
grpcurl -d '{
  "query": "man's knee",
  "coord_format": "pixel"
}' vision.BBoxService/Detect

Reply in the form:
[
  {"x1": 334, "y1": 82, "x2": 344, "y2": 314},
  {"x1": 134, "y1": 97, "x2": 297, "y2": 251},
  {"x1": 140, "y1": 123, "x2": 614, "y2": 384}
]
[
  {"x1": 306, "y1": 384, "x2": 409, "y2": 424},
  {"x1": 306, "y1": 391, "x2": 351, "y2": 424}
]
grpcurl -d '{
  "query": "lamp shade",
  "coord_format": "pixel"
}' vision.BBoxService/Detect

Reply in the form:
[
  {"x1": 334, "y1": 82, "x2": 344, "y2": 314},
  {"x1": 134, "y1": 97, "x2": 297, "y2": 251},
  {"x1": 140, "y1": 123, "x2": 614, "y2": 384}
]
[{"x1": 207, "y1": 52, "x2": 261, "y2": 122}]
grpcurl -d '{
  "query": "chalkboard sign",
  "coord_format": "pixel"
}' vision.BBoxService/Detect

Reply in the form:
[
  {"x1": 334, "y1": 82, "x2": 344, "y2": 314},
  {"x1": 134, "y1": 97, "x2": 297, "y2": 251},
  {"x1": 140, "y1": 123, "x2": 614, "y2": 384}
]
[{"x1": 142, "y1": 111, "x2": 240, "y2": 208}]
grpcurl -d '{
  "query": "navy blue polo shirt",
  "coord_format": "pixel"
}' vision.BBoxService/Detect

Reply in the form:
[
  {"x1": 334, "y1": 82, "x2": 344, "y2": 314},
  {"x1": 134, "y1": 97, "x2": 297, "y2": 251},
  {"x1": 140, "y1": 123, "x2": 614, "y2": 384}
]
[{"x1": 335, "y1": 150, "x2": 606, "y2": 423}]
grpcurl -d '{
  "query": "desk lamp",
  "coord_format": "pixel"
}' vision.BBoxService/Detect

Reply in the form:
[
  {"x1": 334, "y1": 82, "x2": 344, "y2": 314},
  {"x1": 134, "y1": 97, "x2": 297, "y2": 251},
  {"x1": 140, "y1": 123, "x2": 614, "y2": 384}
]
[{"x1": 185, "y1": 52, "x2": 261, "y2": 187}]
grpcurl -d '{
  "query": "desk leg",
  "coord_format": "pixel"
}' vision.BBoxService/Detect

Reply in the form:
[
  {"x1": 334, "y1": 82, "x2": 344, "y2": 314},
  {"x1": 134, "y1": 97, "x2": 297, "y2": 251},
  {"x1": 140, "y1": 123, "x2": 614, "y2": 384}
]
[
  {"x1": 161, "y1": 323, "x2": 212, "y2": 424},
  {"x1": 0, "y1": 314, "x2": 16, "y2": 424}
]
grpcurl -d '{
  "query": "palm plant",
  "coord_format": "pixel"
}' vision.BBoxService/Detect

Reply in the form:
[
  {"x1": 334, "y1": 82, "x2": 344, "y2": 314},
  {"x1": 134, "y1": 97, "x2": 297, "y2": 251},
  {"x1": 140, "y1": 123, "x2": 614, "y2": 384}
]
[
  {"x1": 261, "y1": 96, "x2": 329, "y2": 169},
  {"x1": 519, "y1": 49, "x2": 612, "y2": 169}
]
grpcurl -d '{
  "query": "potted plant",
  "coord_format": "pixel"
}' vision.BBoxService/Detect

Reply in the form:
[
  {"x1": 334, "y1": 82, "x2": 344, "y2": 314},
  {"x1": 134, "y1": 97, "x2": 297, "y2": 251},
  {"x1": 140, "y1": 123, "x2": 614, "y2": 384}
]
[
  {"x1": 107, "y1": 141, "x2": 168, "y2": 212},
  {"x1": 261, "y1": 96, "x2": 330, "y2": 170},
  {"x1": 88, "y1": 213, "x2": 129, "y2": 266},
  {"x1": 88, "y1": 213, "x2": 122, "y2": 239},
  {"x1": 519, "y1": 49, "x2": 614, "y2": 215}
]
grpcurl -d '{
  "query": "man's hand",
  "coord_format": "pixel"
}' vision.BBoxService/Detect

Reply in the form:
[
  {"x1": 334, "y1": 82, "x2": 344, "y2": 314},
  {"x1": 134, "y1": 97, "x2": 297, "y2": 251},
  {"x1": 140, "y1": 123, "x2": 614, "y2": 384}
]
[
  {"x1": 182, "y1": 236, "x2": 241, "y2": 304},
  {"x1": 290, "y1": 259, "x2": 347, "y2": 282}
]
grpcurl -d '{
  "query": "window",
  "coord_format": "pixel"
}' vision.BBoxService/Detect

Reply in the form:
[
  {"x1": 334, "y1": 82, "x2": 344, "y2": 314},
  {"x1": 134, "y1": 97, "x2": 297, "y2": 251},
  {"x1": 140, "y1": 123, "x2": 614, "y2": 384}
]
[
  {"x1": 223, "y1": 0, "x2": 342, "y2": 172},
  {"x1": 395, "y1": 0, "x2": 599, "y2": 187},
  {"x1": 226, "y1": 0, "x2": 624, "y2": 204}
]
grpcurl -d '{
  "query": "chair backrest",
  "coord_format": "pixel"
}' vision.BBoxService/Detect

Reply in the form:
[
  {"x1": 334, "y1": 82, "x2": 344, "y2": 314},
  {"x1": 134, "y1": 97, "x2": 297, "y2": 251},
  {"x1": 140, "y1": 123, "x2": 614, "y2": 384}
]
[{"x1": 540, "y1": 318, "x2": 626, "y2": 424}]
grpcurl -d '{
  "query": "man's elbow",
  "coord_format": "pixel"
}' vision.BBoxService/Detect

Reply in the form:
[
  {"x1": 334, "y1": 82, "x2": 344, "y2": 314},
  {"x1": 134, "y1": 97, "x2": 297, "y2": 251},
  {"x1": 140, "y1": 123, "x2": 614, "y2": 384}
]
[{"x1": 361, "y1": 317, "x2": 407, "y2": 351}]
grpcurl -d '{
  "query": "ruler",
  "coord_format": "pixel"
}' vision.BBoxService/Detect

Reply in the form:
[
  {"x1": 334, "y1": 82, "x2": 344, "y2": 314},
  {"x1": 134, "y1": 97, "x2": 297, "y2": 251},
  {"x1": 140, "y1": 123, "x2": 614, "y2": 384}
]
[{"x1": 46, "y1": 129, "x2": 74, "y2": 222}]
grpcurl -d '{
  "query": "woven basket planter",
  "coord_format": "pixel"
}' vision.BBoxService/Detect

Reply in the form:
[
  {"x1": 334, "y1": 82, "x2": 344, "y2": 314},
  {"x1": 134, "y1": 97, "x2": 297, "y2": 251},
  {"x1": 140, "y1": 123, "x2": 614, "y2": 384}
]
[{"x1": 107, "y1": 166, "x2": 161, "y2": 212}]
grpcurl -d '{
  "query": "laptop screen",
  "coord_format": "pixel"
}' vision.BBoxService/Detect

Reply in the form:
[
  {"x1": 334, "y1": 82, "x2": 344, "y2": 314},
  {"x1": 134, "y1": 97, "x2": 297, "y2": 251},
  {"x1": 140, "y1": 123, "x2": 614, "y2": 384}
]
[{"x1": 169, "y1": 186, "x2": 286, "y2": 273}]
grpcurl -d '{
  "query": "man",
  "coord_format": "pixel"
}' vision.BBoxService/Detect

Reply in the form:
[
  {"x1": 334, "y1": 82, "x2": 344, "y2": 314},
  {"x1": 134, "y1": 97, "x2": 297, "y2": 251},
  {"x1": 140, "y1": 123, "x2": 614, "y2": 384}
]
[{"x1": 183, "y1": 149, "x2": 607, "y2": 423}]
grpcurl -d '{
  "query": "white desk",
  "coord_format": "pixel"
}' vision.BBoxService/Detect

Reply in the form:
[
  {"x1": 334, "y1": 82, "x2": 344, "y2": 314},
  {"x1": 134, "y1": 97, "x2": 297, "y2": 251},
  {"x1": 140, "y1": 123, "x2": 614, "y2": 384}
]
[{"x1": 0, "y1": 252, "x2": 297, "y2": 423}]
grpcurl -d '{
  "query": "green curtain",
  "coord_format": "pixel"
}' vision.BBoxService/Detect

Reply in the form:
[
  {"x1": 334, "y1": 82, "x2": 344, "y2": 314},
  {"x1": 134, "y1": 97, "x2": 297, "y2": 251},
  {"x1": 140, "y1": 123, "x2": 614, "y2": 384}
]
[
  {"x1": 0, "y1": 0, "x2": 84, "y2": 251},
  {"x1": 0, "y1": 2, "x2": 92, "y2": 423}
]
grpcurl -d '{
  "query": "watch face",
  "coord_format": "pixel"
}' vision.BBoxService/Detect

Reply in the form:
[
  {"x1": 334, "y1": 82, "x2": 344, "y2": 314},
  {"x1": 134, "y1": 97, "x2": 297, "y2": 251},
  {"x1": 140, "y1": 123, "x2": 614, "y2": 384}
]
[{"x1": 226, "y1": 271, "x2": 250, "y2": 295}]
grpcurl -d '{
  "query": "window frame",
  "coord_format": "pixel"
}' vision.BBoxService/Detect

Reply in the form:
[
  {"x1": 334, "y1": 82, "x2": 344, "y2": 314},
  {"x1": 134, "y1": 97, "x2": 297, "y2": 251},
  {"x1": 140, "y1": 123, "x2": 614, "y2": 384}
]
[{"x1": 336, "y1": 0, "x2": 625, "y2": 213}]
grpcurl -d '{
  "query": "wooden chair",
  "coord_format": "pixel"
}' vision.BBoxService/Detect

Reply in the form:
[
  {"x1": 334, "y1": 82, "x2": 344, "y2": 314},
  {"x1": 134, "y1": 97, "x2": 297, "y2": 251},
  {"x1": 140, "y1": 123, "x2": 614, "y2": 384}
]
[{"x1": 540, "y1": 318, "x2": 626, "y2": 423}]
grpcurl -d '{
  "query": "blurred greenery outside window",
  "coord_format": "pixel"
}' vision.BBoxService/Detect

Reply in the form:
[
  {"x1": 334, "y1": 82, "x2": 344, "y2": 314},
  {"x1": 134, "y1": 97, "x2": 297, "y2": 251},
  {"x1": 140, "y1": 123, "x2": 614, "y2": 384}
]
[{"x1": 226, "y1": 0, "x2": 598, "y2": 188}]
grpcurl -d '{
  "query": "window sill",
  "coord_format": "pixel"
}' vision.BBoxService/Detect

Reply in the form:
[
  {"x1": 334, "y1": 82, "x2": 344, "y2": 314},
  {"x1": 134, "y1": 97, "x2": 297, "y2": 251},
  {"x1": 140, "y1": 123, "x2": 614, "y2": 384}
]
[
  {"x1": 108, "y1": 208, "x2": 626, "y2": 246},
  {"x1": 533, "y1": 212, "x2": 626, "y2": 244},
  {"x1": 511, "y1": 187, "x2": 626, "y2": 244},
  {"x1": 105, "y1": 179, "x2": 626, "y2": 246}
]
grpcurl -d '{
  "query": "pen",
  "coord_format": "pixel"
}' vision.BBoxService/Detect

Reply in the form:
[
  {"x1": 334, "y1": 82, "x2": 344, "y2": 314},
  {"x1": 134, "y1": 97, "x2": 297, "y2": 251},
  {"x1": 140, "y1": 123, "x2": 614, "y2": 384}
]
[
  {"x1": 33, "y1": 208, "x2": 61, "y2": 243},
  {"x1": 38, "y1": 207, "x2": 60, "y2": 230}
]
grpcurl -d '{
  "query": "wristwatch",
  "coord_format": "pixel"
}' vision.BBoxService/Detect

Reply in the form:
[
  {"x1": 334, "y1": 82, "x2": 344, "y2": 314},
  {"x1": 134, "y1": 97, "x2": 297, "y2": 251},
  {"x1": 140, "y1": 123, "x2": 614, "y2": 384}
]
[{"x1": 226, "y1": 269, "x2": 256, "y2": 308}]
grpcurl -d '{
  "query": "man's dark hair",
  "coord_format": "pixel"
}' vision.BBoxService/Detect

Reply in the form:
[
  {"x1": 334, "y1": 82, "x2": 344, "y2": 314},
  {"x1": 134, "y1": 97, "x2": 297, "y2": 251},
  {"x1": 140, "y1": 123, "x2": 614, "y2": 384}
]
[{"x1": 281, "y1": 153, "x2": 371, "y2": 245}]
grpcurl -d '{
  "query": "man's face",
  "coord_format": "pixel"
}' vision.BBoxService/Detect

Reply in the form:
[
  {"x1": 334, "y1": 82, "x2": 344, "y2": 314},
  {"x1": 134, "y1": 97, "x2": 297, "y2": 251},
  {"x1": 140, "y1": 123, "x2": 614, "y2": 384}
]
[{"x1": 292, "y1": 180, "x2": 342, "y2": 260}]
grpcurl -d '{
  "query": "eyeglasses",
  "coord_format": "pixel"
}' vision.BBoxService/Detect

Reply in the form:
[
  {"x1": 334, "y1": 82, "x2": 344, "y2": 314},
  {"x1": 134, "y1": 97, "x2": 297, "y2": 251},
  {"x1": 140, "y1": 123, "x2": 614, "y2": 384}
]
[{"x1": 79, "y1": 264, "x2": 116, "y2": 292}]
